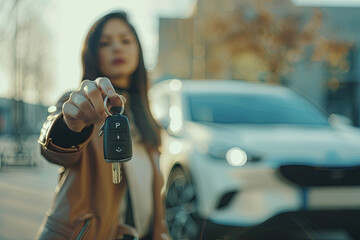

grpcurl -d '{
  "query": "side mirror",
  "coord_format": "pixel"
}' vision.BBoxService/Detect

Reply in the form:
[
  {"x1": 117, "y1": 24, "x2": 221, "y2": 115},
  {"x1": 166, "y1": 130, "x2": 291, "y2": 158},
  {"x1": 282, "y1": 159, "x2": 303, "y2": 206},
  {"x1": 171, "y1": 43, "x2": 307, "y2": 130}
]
[{"x1": 328, "y1": 114, "x2": 353, "y2": 126}]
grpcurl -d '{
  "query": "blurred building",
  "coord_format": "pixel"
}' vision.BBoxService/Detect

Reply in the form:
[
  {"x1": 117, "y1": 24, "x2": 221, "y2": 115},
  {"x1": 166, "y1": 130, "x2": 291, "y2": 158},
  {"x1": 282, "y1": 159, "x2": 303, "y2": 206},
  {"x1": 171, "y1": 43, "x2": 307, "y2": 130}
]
[
  {"x1": 0, "y1": 98, "x2": 48, "y2": 135},
  {"x1": 155, "y1": 0, "x2": 360, "y2": 126},
  {"x1": 156, "y1": 18, "x2": 194, "y2": 81}
]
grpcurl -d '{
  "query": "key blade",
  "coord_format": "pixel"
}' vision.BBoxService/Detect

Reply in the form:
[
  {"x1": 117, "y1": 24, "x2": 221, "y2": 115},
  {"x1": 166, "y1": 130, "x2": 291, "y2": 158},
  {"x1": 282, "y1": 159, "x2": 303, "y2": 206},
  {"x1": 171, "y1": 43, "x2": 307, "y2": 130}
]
[{"x1": 112, "y1": 163, "x2": 122, "y2": 184}]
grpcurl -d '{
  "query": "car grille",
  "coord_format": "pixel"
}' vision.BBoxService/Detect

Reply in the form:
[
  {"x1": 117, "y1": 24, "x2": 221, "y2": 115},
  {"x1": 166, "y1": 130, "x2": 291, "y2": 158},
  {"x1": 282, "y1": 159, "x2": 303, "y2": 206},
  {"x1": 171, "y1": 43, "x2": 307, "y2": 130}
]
[{"x1": 279, "y1": 165, "x2": 360, "y2": 186}]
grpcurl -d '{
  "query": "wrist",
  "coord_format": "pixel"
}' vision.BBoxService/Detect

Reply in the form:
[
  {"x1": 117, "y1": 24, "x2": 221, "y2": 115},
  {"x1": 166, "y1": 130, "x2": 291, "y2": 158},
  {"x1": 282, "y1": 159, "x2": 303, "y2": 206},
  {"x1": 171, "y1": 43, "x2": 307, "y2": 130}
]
[{"x1": 50, "y1": 116, "x2": 94, "y2": 148}]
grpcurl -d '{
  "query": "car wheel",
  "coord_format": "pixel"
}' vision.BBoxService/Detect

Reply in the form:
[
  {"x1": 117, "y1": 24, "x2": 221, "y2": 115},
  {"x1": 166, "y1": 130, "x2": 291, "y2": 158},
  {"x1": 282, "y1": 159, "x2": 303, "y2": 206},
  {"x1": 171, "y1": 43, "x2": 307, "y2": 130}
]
[
  {"x1": 347, "y1": 228, "x2": 360, "y2": 240},
  {"x1": 166, "y1": 167, "x2": 201, "y2": 240}
]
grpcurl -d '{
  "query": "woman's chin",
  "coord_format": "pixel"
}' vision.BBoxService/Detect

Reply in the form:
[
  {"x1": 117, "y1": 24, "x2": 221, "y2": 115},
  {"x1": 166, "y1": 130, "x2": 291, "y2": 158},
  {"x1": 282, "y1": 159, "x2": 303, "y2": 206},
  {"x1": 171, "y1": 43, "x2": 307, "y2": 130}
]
[
  {"x1": 109, "y1": 70, "x2": 131, "y2": 78},
  {"x1": 107, "y1": 74, "x2": 131, "y2": 87}
]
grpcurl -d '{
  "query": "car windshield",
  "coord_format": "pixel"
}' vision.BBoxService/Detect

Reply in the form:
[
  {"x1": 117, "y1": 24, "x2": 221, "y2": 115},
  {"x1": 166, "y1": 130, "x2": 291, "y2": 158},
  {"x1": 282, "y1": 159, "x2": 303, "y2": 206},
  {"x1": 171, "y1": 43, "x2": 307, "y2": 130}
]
[{"x1": 187, "y1": 92, "x2": 329, "y2": 125}]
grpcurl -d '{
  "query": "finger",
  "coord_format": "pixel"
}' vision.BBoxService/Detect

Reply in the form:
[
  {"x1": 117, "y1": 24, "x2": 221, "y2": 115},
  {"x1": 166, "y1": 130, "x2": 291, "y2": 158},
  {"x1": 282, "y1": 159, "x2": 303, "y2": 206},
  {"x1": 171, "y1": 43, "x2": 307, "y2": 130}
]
[
  {"x1": 62, "y1": 101, "x2": 90, "y2": 121},
  {"x1": 94, "y1": 77, "x2": 124, "y2": 111},
  {"x1": 70, "y1": 91, "x2": 99, "y2": 121},
  {"x1": 109, "y1": 94, "x2": 123, "y2": 108},
  {"x1": 81, "y1": 80, "x2": 107, "y2": 119},
  {"x1": 94, "y1": 77, "x2": 117, "y2": 99}
]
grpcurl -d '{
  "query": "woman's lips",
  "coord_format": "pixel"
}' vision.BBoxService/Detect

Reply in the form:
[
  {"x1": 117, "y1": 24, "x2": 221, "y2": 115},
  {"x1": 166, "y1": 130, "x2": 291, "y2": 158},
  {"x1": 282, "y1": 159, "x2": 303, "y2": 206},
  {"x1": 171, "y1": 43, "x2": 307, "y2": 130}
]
[{"x1": 112, "y1": 58, "x2": 125, "y2": 65}]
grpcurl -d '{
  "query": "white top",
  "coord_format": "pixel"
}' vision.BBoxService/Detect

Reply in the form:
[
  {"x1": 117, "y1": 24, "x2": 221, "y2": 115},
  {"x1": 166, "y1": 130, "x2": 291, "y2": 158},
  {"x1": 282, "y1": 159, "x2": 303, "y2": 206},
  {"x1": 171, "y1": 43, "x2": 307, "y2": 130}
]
[{"x1": 118, "y1": 110, "x2": 154, "y2": 238}]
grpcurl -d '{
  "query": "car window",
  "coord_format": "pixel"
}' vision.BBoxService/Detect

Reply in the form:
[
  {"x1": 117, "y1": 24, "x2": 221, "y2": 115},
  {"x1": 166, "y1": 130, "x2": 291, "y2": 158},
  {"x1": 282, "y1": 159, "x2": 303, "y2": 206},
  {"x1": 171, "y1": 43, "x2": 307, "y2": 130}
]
[{"x1": 187, "y1": 92, "x2": 329, "y2": 125}]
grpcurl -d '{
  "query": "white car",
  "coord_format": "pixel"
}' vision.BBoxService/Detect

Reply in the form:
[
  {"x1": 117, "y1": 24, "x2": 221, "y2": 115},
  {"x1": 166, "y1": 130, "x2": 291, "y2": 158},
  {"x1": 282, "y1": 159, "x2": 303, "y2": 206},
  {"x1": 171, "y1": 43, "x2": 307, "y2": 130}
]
[{"x1": 149, "y1": 79, "x2": 360, "y2": 240}]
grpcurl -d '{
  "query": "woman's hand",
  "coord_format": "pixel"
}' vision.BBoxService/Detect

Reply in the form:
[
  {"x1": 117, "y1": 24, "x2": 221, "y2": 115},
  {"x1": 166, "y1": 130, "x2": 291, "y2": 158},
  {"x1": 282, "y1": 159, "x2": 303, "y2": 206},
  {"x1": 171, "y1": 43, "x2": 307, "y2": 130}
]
[{"x1": 62, "y1": 77, "x2": 122, "y2": 132}]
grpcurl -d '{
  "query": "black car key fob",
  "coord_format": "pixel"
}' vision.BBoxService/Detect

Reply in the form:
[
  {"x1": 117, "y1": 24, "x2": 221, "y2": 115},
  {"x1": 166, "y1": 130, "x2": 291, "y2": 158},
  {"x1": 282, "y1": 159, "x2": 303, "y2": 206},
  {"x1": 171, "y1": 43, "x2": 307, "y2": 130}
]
[
  {"x1": 100, "y1": 94, "x2": 132, "y2": 184},
  {"x1": 103, "y1": 114, "x2": 132, "y2": 163}
]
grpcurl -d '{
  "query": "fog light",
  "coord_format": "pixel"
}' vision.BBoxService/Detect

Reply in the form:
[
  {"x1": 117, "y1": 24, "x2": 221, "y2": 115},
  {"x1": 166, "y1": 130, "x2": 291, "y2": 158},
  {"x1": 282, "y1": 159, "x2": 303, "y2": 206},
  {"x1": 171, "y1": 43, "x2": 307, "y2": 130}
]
[
  {"x1": 226, "y1": 147, "x2": 247, "y2": 166},
  {"x1": 169, "y1": 79, "x2": 182, "y2": 91},
  {"x1": 169, "y1": 141, "x2": 183, "y2": 155}
]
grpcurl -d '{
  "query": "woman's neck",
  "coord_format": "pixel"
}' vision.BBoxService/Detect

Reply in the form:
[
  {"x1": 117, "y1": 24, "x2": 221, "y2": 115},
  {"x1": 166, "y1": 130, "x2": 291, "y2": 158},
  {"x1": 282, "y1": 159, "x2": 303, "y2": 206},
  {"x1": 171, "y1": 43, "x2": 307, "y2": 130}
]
[{"x1": 110, "y1": 76, "x2": 130, "y2": 89}]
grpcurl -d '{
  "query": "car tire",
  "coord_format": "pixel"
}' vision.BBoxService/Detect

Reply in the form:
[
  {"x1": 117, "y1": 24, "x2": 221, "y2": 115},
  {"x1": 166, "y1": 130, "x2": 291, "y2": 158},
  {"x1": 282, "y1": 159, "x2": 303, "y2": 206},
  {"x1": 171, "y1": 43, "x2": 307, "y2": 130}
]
[
  {"x1": 347, "y1": 228, "x2": 360, "y2": 240},
  {"x1": 166, "y1": 167, "x2": 202, "y2": 240}
]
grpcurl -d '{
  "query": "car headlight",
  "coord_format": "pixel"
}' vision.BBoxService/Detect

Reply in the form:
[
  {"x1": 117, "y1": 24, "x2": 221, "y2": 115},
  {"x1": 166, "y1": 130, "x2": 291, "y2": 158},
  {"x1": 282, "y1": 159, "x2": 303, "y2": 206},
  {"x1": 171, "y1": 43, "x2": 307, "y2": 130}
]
[
  {"x1": 226, "y1": 147, "x2": 248, "y2": 167},
  {"x1": 207, "y1": 145, "x2": 260, "y2": 166}
]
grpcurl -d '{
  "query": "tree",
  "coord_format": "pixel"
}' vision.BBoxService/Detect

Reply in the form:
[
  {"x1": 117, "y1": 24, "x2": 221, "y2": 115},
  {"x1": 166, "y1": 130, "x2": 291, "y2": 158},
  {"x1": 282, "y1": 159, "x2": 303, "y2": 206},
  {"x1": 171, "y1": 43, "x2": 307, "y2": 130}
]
[
  {"x1": 0, "y1": 0, "x2": 53, "y2": 104},
  {"x1": 200, "y1": 0, "x2": 351, "y2": 83},
  {"x1": 0, "y1": 0, "x2": 53, "y2": 141}
]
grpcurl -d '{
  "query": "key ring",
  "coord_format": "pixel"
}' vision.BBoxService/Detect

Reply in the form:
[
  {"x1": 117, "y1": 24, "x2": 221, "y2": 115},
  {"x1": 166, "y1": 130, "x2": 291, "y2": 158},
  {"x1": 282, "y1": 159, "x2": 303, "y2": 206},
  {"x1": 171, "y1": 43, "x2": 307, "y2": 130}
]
[{"x1": 104, "y1": 94, "x2": 126, "y2": 116}]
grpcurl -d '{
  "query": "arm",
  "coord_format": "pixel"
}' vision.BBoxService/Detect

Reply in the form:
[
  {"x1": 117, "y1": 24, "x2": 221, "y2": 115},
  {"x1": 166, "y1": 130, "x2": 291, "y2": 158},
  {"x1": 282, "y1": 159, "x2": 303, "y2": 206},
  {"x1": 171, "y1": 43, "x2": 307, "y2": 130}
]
[
  {"x1": 38, "y1": 93, "x2": 94, "y2": 168},
  {"x1": 38, "y1": 77, "x2": 122, "y2": 168}
]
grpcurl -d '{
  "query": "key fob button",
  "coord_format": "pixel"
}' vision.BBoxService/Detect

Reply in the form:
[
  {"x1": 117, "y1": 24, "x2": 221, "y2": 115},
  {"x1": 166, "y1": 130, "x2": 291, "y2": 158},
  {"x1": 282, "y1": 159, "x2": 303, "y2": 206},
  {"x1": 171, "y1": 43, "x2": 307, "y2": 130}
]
[
  {"x1": 109, "y1": 119, "x2": 125, "y2": 130},
  {"x1": 110, "y1": 132, "x2": 126, "y2": 141},
  {"x1": 111, "y1": 145, "x2": 127, "y2": 155}
]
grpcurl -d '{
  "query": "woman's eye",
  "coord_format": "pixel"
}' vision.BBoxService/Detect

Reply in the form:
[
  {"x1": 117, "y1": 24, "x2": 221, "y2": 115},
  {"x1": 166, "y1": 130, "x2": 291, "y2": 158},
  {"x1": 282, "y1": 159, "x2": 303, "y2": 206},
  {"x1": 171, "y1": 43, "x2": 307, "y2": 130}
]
[
  {"x1": 122, "y1": 39, "x2": 131, "y2": 44},
  {"x1": 99, "y1": 42, "x2": 109, "y2": 47}
]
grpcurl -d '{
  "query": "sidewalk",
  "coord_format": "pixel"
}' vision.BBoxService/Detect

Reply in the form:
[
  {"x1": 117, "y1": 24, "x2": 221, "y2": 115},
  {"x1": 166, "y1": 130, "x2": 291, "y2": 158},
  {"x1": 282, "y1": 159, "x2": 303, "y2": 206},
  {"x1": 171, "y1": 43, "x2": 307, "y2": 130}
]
[{"x1": 0, "y1": 161, "x2": 58, "y2": 240}]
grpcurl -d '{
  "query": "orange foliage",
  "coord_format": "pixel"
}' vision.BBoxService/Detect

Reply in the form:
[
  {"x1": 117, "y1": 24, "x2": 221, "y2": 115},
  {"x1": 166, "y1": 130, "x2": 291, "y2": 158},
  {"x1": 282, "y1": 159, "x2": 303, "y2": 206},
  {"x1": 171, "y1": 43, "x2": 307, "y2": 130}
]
[{"x1": 200, "y1": 0, "x2": 351, "y2": 82}]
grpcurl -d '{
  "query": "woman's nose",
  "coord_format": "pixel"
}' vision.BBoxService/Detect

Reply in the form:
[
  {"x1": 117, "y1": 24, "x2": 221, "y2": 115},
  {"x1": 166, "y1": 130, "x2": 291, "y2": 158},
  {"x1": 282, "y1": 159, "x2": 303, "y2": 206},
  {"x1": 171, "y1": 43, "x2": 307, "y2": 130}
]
[{"x1": 112, "y1": 42, "x2": 123, "y2": 52}]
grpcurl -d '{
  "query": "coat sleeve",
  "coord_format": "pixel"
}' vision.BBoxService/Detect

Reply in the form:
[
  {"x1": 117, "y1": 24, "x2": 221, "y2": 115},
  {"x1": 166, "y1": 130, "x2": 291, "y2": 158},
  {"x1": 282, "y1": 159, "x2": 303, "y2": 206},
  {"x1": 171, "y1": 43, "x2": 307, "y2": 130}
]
[{"x1": 38, "y1": 92, "x2": 94, "y2": 168}]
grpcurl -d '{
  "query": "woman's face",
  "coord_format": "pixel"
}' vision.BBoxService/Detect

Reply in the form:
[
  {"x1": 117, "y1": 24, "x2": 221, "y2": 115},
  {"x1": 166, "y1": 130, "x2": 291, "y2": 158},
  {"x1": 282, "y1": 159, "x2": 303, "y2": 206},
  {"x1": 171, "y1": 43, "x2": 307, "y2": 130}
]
[{"x1": 98, "y1": 18, "x2": 139, "y2": 83}]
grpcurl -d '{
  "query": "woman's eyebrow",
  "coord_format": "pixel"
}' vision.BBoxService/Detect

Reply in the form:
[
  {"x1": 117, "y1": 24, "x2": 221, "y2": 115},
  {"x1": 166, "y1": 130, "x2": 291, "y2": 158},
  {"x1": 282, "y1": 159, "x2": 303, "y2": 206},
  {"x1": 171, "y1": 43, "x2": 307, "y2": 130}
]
[{"x1": 100, "y1": 32, "x2": 133, "y2": 39}]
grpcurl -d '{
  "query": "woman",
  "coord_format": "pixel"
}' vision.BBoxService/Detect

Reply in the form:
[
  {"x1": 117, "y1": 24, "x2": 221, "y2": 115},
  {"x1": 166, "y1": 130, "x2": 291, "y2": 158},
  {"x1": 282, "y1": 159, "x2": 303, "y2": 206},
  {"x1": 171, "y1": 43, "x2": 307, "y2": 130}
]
[{"x1": 36, "y1": 11, "x2": 170, "y2": 240}]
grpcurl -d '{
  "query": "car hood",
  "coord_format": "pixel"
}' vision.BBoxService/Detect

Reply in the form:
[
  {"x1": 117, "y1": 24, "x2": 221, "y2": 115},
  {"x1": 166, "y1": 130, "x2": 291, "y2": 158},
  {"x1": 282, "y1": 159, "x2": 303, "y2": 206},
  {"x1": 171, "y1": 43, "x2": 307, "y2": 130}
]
[{"x1": 186, "y1": 122, "x2": 360, "y2": 166}]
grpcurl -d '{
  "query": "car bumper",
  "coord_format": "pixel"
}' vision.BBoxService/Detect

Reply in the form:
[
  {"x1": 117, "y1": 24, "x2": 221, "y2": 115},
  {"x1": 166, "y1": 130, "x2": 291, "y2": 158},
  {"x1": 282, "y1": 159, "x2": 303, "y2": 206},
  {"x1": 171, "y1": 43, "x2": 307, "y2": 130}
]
[
  {"x1": 191, "y1": 154, "x2": 360, "y2": 226},
  {"x1": 200, "y1": 209, "x2": 360, "y2": 240}
]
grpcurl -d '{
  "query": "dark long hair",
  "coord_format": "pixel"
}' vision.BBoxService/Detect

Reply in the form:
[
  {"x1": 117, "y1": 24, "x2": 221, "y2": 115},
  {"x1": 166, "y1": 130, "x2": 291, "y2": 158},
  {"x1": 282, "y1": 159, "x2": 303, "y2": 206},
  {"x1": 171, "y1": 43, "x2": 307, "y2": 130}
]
[{"x1": 81, "y1": 11, "x2": 161, "y2": 151}]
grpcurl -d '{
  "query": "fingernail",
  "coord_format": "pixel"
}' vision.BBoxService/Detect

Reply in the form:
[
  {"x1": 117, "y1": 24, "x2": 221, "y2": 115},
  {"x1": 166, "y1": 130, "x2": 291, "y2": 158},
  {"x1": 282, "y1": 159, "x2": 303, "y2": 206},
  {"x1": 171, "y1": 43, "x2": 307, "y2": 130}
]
[{"x1": 107, "y1": 89, "x2": 115, "y2": 97}]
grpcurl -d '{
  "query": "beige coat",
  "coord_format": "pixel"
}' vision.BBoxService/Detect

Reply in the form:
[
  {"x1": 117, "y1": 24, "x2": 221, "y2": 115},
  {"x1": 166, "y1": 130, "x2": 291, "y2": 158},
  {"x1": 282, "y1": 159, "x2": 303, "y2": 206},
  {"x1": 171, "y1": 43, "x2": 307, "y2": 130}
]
[{"x1": 36, "y1": 94, "x2": 170, "y2": 240}]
